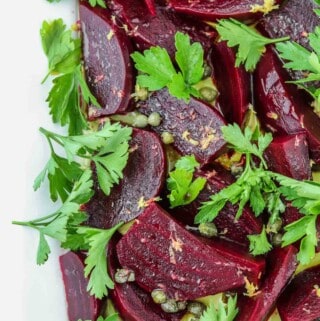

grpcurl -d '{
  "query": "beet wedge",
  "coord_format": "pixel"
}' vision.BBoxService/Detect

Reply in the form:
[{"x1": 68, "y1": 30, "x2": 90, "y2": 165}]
[
  {"x1": 137, "y1": 89, "x2": 227, "y2": 165},
  {"x1": 236, "y1": 246, "x2": 297, "y2": 321},
  {"x1": 264, "y1": 133, "x2": 311, "y2": 180},
  {"x1": 84, "y1": 128, "x2": 166, "y2": 229},
  {"x1": 108, "y1": 238, "x2": 184, "y2": 321},
  {"x1": 59, "y1": 251, "x2": 101, "y2": 321},
  {"x1": 277, "y1": 265, "x2": 320, "y2": 321},
  {"x1": 211, "y1": 41, "x2": 250, "y2": 125},
  {"x1": 116, "y1": 203, "x2": 265, "y2": 301},
  {"x1": 253, "y1": 47, "x2": 320, "y2": 163},
  {"x1": 167, "y1": 0, "x2": 282, "y2": 22},
  {"x1": 171, "y1": 167, "x2": 262, "y2": 247},
  {"x1": 79, "y1": 2, "x2": 133, "y2": 119},
  {"x1": 108, "y1": 0, "x2": 215, "y2": 57}
]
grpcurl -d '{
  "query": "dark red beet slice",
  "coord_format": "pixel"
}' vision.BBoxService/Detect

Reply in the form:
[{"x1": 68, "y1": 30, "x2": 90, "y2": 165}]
[
  {"x1": 108, "y1": 238, "x2": 183, "y2": 321},
  {"x1": 264, "y1": 133, "x2": 311, "y2": 180},
  {"x1": 137, "y1": 89, "x2": 227, "y2": 164},
  {"x1": 144, "y1": 0, "x2": 156, "y2": 15},
  {"x1": 253, "y1": 47, "x2": 320, "y2": 162},
  {"x1": 59, "y1": 251, "x2": 101, "y2": 321},
  {"x1": 277, "y1": 265, "x2": 320, "y2": 321},
  {"x1": 236, "y1": 246, "x2": 297, "y2": 321},
  {"x1": 167, "y1": 0, "x2": 283, "y2": 22},
  {"x1": 84, "y1": 128, "x2": 166, "y2": 229},
  {"x1": 79, "y1": 2, "x2": 133, "y2": 119},
  {"x1": 116, "y1": 203, "x2": 265, "y2": 301},
  {"x1": 211, "y1": 41, "x2": 250, "y2": 125},
  {"x1": 108, "y1": 0, "x2": 216, "y2": 57},
  {"x1": 171, "y1": 167, "x2": 262, "y2": 247}
]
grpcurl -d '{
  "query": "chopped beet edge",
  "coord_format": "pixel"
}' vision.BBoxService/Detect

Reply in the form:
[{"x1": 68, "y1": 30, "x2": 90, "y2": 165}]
[
  {"x1": 277, "y1": 265, "x2": 320, "y2": 321},
  {"x1": 171, "y1": 167, "x2": 262, "y2": 247},
  {"x1": 116, "y1": 202, "x2": 265, "y2": 301},
  {"x1": 108, "y1": 0, "x2": 215, "y2": 57},
  {"x1": 211, "y1": 41, "x2": 250, "y2": 125},
  {"x1": 236, "y1": 246, "x2": 297, "y2": 321},
  {"x1": 79, "y1": 2, "x2": 133, "y2": 119},
  {"x1": 137, "y1": 89, "x2": 227, "y2": 165},
  {"x1": 264, "y1": 133, "x2": 311, "y2": 180},
  {"x1": 253, "y1": 47, "x2": 320, "y2": 163},
  {"x1": 144, "y1": 0, "x2": 156, "y2": 16},
  {"x1": 167, "y1": 0, "x2": 283, "y2": 22},
  {"x1": 59, "y1": 251, "x2": 101, "y2": 321},
  {"x1": 84, "y1": 128, "x2": 166, "y2": 229}
]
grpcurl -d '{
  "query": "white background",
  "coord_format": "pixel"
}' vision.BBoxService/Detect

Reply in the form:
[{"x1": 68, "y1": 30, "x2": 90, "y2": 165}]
[{"x1": 0, "y1": 0, "x2": 76, "y2": 320}]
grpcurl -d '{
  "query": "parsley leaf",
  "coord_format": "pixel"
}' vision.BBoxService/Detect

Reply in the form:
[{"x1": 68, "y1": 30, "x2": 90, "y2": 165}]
[
  {"x1": 216, "y1": 18, "x2": 290, "y2": 71},
  {"x1": 131, "y1": 32, "x2": 204, "y2": 102},
  {"x1": 78, "y1": 315, "x2": 119, "y2": 321},
  {"x1": 88, "y1": 0, "x2": 107, "y2": 8},
  {"x1": 35, "y1": 121, "x2": 132, "y2": 201},
  {"x1": 41, "y1": 19, "x2": 99, "y2": 135},
  {"x1": 167, "y1": 155, "x2": 206, "y2": 208},
  {"x1": 199, "y1": 295, "x2": 239, "y2": 321},
  {"x1": 247, "y1": 226, "x2": 273, "y2": 256}
]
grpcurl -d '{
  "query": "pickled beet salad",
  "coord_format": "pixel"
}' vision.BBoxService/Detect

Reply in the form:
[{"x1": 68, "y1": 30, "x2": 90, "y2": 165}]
[{"x1": 13, "y1": 0, "x2": 320, "y2": 320}]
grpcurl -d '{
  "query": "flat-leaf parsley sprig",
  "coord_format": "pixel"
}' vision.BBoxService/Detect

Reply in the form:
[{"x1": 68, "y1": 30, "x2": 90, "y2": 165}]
[
  {"x1": 131, "y1": 32, "x2": 205, "y2": 102},
  {"x1": 34, "y1": 120, "x2": 132, "y2": 202}
]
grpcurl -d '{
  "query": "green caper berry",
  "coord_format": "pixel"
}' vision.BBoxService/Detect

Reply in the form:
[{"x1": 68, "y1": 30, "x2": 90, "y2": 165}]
[
  {"x1": 134, "y1": 85, "x2": 148, "y2": 101},
  {"x1": 132, "y1": 114, "x2": 148, "y2": 128},
  {"x1": 199, "y1": 222, "x2": 218, "y2": 238},
  {"x1": 161, "y1": 299, "x2": 179, "y2": 313},
  {"x1": 187, "y1": 302, "x2": 206, "y2": 317},
  {"x1": 177, "y1": 301, "x2": 187, "y2": 311},
  {"x1": 270, "y1": 218, "x2": 283, "y2": 233},
  {"x1": 161, "y1": 132, "x2": 174, "y2": 144},
  {"x1": 114, "y1": 268, "x2": 135, "y2": 284},
  {"x1": 199, "y1": 87, "x2": 217, "y2": 102},
  {"x1": 271, "y1": 233, "x2": 283, "y2": 247},
  {"x1": 203, "y1": 64, "x2": 212, "y2": 78},
  {"x1": 151, "y1": 289, "x2": 167, "y2": 304},
  {"x1": 148, "y1": 112, "x2": 162, "y2": 127}
]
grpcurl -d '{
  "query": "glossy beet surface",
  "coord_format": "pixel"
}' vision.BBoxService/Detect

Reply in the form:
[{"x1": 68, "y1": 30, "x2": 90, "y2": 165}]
[
  {"x1": 253, "y1": 47, "x2": 320, "y2": 162},
  {"x1": 211, "y1": 41, "x2": 250, "y2": 125},
  {"x1": 264, "y1": 133, "x2": 311, "y2": 180},
  {"x1": 171, "y1": 167, "x2": 262, "y2": 247},
  {"x1": 79, "y1": 2, "x2": 133, "y2": 119},
  {"x1": 108, "y1": 0, "x2": 215, "y2": 57},
  {"x1": 84, "y1": 128, "x2": 166, "y2": 228},
  {"x1": 108, "y1": 238, "x2": 183, "y2": 321},
  {"x1": 277, "y1": 265, "x2": 320, "y2": 321},
  {"x1": 168, "y1": 0, "x2": 282, "y2": 21},
  {"x1": 59, "y1": 252, "x2": 101, "y2": 321},
  {"x1": 116, "y1": 203, "x2": 265, "y2": 301},
  {"x1": 137, "y1": 89, "x2": 227, "y2": 164},
  {"x1": 236, "y1": 246, "x2": 297, "y2": 321}
]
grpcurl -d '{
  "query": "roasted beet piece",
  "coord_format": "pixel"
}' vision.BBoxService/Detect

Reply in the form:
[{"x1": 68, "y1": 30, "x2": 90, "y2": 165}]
[
  {"x1": 59, "y1": 251, "x2": 101, "y2": 321},
  {"x1": 211, "y1": 41, "x2": 250, "y2": 125},
  {"x1": 144, "y1": 0, "x2": 156, "y2": 15},
  {"x1": 167, "y1": 0, "x2": 282, "y2": 22},
  {"x1": 79, "y1": 2, "x2": 133, "y2": 119},
  {"x1": 108, "y1": 238, "x2": 183, "y2": 321},
  {"x1": 84, "y1": 128, "x2": 166, "y2": 229},
  {"x1": 137, "y1": 89, "x2": 227, "y2": 165},
  {"x1": 253, "y1": 47, "x2": 320, "y2": 162},
  {"x1": 171, "y1": 167, "x2": 262, "y2": 247},
  {"x1": 108, "y1": 0, "x2": 215, "y2": 57},
  {"x1": 264, "y1": 133, "x2": 311, "y2": 180},
  {"x1": 277, "y1": 265, "x2": 320, "y2": 321},
  {"x1": 236, "y1": 246, "x2": 297, "y2": 321},
  {"x1": 117, "y1": 203, "x2": 265, "y2": 301}
]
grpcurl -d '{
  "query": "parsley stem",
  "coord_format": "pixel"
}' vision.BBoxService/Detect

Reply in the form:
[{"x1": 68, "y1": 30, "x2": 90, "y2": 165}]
[
  {"x1": 267, "y1": 36, "x2": 290, "y2": 44},
  {"x1": 39, "y1": 127, "x2": 64, "y2": 148}
]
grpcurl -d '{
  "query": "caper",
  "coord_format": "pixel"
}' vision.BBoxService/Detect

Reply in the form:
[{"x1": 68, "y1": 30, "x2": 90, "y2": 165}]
[
  {"x1": 114, "y1": 268, "x2": 135, "y2": 283},
  {"x1": 199, "y1": 222, "x2": 218, "y2": 238},
  {"x1": 151, "y1": 289, "x2": 167, "y2": 304},
  {"x1": 199, "y1": 86, "x2": 217, "y2": 102},
  {"x1": 187, "y1": 301, "x2": 206, "y2": 317},
  {"x1": 132, "y1": 114, "x2": 148, "y2": 128},
  {"x1": 134, "y1": 84, "x2": 148, "y2": 101},
  {"x1": 161, "y1": 299, "x2": 179, "y2": 313},
  {"x1": 268, "y1": 218, "x2": 283, "y2": 233},
  {"x1": 148, "y1": 112, "x2": 162, "y2": 127},
  {"x1": 177, "y1": 301, "x2": 188, "y2": 311},
  {"x1": 271, "y1": 233, "x2": 283, "y2": 247},
  {"x1": 161, "y1": 131, "x2": 175, "y2": 144},
  {"x1": 203, "y1": 63, "x2": 212, "y2": 78}
]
